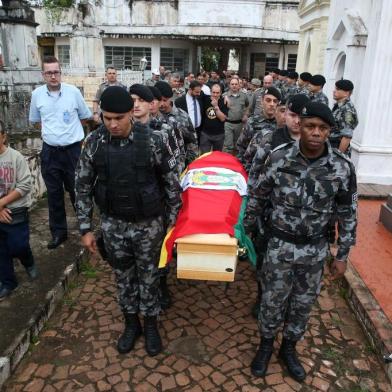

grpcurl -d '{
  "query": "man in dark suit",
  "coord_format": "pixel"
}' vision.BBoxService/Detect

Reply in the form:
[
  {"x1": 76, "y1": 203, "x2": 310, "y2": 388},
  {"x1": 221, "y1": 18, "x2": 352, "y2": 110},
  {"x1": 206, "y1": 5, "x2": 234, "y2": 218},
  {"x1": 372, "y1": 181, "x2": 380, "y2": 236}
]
[{"x1": 175, "y1": 80, "x2": 203, "y2": 141}]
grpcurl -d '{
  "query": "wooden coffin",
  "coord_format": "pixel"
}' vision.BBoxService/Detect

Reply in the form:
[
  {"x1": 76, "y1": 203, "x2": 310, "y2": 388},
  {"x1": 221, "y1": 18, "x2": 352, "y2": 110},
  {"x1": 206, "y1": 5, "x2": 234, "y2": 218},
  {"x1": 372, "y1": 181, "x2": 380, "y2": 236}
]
[{"x1": 176, "y1": 233, "x2": 238, "y2": 282}]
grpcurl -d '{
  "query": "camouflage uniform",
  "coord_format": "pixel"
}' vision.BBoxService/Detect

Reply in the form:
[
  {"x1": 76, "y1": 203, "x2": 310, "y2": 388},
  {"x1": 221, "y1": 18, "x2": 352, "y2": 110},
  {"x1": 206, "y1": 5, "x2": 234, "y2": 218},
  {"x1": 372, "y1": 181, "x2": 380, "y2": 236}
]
[
  {"x1": 330, "y1": 98, "x2": 359, "y2": 151},
  {"x1": 284, "y1": 83, "x2": 298, "y2": 101},
  {"x1": 296, "y1": 85, "x2": 310, "y2": 98},
  {"x1": 75, "y1": 124, "x2": 182, "y2": 316},
  {"x1": 162, "y1": 106, "x2": 198, "y2": 169},
  {"x1": 249, "y1": 87, "x2": 264, "y2": 117},
  {"x1": 150, "y1": 114, "x2": 182, "y2": 177},
  {"x1": 237, "y1": 113, "x2": 277, "y2": 167},
  {"x1": 247, "y1": 126, "x2": 296, "y2": 278},
  {"x1": 244, "y1": 141, "x2": 357, "y2": 340},
  {"x1": 309, "y1": 90, "x2": 329, "y2": 106}
]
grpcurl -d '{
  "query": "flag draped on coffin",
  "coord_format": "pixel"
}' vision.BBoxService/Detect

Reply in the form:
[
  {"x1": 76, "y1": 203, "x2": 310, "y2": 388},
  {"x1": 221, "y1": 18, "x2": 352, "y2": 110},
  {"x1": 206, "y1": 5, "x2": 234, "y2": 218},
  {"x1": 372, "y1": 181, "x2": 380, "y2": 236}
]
[{"x1": 159, "y1": 151, "x2": 256, "y2": 268}]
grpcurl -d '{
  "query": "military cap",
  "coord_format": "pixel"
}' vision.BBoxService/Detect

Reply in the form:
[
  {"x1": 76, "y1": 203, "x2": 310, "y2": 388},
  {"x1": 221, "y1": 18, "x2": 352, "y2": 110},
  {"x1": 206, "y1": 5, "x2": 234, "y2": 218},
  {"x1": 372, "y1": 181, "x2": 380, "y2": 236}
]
[
  {"x1": 151, "y1": 69, "x2": 160, "y2": 75},
  {"x1": 251, "y1": 78, "x2": 261, "y2": 86},
  {"x1": 263, "y1": 86, "x2": 281, "y2": 101},
  {"x1": 148, "y1": 86, "x2": 162, "y2": 100},
  {"x1": 299, "y1": 72, "x2": 312, "y2": 82},
  {"x1": 287, "y1": 71, "x2": 299, "y2": 80},
  {"x1": 309, "y1": 74, "x2": 326, "y2": 86},
  {"x1": 129, "y1": 83, "x2": 154, "y2": 102},
  {"x1": 155, "y1": 81, "x2": 173, "y2": 98},
  {"x1": 100, "y1": 86, "x2": 134, "y2": 113},
  {"x1": 279, "y1": 70, "x2": 288, "y2": 77},
  {"x1": 300, "y1": 101, "x2": 335, "y2": 127},
  {"x1": 287, "y1": 94, "x2": 310, "y2": 115},
  {"x1": 335, "y1": 79, "x2": 354, "y2": 92}
]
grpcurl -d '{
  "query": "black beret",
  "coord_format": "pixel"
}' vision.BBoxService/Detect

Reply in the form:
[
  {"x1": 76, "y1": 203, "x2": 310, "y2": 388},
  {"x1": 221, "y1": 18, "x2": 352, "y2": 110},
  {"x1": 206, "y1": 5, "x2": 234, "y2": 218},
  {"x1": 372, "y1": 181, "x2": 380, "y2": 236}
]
[
  {"x1": 272, "y1": 68, "x2": 280, "y2": 74},
  {"x1": 287, "y1": 71, "x2": 299, "y2": 80},
  {"x1": 300, "y1": 101, "x2": 335, "y2": 127},
  {"x1": 300, "y1": 72, "x2": 312, "y2": 82},
  {"x1": 280, "y1": 70, "x2": 288, "y2": 77},
  {"x1": 148, "y1": 86, "x2": 162, "y2": 100},
  {"x1": 263, "y1": 87, "x2": 281, "y2": 101},
  {"x1": 155, "y1": 81, "x2": 173, "y2": 98},
  {"x1": 335, "y1": 79, "x2": 354, "y2": 91},
  {"x1": 100, "y1": 86, "x2": 133, "y2": 113},
  {"x1": 278, "y1": 96, "x2": 287, "y2": 106},
  {"x1": 310, "y1": 74, "x2": 326, "y2": 86},
  {"x1": 129, "y1": 83, "x2": 154, "y2": 102},
  {"x1": 287, "y1": 94, "x2": 310, "y2": 115}
]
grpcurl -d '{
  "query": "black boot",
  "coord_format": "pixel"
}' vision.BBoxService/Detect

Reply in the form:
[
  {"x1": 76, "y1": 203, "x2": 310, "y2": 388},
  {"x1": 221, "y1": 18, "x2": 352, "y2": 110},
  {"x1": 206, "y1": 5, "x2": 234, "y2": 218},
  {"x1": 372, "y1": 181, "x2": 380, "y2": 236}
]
[
  {"x1": 117, "y1": 313, "x2": 142, "y2": 354},
  {"x1": 144, "y1": 316, "x2": 162, "y2": 357},
  {"x1": 251, "y1": 281, "x2": 262, "y2": 319},
  {"x1": 159, "y1": 276, "x2": 172, "y2": 310},
  {"x1": 250, "y1": 337, "x2": 275, "y2": 377},
  {"x1": 279, "y1": 338, "x2": 306, "y2": 382}
]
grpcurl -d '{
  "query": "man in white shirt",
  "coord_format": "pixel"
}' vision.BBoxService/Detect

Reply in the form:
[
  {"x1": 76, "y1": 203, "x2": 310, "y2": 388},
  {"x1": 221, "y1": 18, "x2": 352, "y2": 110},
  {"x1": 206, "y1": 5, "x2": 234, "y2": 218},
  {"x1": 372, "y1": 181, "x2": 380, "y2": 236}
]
[{"x1": 29, "y1": 56, "x2": 91, "y2": 249}]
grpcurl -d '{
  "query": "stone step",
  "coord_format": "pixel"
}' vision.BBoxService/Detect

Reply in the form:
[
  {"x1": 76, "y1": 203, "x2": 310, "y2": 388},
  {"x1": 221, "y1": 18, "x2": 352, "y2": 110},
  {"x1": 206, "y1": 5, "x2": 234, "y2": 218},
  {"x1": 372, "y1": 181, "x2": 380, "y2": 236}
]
[{"x1": 379, "y1": 200, "x2": 392, "y2": 233}]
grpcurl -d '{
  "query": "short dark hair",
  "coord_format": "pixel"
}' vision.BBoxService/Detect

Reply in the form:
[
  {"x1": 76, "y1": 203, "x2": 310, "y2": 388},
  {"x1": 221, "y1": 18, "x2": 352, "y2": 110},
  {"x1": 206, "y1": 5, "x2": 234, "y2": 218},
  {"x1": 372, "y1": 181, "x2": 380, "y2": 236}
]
[
  {"x1": 0, "y1": 119, "x2": 6, "y2": 135},
  {"x1": 189, "y1": 80, "x2": 202, "y2": 90},
  {"x1": 106, "y1": 65, "x2": 116, "y2": 71},
  {"x1": 42, "y1": 56, "x2": 60, "y2": 70}
]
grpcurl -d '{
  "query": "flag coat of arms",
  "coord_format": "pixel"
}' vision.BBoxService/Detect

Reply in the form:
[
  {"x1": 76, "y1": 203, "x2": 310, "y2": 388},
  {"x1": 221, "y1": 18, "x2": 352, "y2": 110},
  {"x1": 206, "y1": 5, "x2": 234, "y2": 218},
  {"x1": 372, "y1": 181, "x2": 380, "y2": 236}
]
[{"x1": 159, "y1": 151, "x2": 256, "y2": 268}]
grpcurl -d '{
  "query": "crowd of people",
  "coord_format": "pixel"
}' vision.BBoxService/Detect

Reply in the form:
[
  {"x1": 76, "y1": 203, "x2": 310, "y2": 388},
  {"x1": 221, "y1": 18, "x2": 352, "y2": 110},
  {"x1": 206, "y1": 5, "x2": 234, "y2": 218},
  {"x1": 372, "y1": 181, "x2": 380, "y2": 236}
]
[{"x1": 0, "y1": 56, "x2": 359, "y2": 383}]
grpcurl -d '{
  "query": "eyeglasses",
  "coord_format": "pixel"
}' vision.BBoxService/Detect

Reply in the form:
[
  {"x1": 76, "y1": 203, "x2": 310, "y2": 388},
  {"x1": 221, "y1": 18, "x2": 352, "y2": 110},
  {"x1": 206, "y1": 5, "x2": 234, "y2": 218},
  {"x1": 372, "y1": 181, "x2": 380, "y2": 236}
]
[{"x1": 43, "y1": 71, "x2": 61, "y2": 77}]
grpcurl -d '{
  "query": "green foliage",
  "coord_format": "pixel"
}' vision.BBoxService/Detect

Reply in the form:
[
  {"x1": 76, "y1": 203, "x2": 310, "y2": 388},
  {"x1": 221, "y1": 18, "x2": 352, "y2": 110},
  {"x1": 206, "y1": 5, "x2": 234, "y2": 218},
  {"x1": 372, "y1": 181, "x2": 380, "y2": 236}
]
[
  {"x1": 41, "y1": 0, "x2": 75, "y2": 23},
  {"x1": 80, "y1": 259, "x2": 97, "y2": 279},
  {"x1": 201, "y1": 48, "x2": 220, "y2": 72}
]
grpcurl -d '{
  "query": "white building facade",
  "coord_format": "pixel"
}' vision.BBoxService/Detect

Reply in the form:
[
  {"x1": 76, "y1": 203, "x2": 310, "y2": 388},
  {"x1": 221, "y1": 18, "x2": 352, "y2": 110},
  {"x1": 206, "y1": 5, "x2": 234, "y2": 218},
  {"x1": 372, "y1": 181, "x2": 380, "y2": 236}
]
[
  {"x1": 324, "y1": 0, "x2": 392, "y2": 184},
  {"x1": 33, "y1": 0, "x2": 300, "y2": 79}
]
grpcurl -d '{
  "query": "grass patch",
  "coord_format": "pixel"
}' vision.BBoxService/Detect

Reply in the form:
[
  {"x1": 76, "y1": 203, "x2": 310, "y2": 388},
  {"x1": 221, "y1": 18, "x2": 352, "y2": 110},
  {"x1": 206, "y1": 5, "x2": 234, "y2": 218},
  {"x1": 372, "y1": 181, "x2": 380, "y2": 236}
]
[
  {"x1": 80, "y1": 259, "x2": 98, "y2": 279},
  {"x1": 321, "y1": 347, "x2": 347, "y2": 376}
]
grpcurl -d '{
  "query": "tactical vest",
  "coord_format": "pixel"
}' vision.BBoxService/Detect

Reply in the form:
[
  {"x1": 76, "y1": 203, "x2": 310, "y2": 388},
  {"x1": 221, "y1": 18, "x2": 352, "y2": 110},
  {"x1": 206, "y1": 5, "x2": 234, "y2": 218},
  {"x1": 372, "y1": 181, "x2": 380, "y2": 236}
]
[{"x1": 92, "y1": 127, "x2": 164, "y2": 221}]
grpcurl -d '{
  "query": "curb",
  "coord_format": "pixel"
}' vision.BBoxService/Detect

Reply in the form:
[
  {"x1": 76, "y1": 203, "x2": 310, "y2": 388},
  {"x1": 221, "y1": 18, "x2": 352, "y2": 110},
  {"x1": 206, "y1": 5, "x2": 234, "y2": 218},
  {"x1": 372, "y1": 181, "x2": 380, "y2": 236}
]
[
  {"x1": 0, "y1": 250, "x2": 88, "y2": 390},
  {"x1": 344, "y1": 262, "x2": 392, "y2": 384}
]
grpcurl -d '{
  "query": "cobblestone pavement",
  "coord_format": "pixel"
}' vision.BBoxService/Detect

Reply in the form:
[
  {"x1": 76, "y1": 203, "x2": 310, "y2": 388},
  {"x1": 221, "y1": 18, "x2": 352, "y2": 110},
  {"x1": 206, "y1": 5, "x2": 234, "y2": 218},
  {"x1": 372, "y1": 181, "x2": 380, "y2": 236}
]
[{"x1": 4, "y1": 256, "x2": 390, "y2": 392}]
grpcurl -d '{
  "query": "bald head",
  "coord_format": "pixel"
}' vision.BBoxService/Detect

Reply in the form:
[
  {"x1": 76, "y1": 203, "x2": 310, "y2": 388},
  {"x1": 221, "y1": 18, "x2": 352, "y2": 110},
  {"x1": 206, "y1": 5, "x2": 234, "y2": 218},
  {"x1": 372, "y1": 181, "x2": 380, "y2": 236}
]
[{"x1": 263, "y1": 75, "x2": 273, "y2": 88}]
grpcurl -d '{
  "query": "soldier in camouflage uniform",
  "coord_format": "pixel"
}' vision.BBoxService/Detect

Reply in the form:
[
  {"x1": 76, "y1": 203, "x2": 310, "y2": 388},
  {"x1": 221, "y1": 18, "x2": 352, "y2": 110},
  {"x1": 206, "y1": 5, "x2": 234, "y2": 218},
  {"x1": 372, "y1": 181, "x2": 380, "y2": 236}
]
[
  {"x1": 330, "y1": 79, "x2": 358, "y2": 155},
  {"x1": 148, "y1": 86, "x2": 182, "y2": 178},
  {"x1": 283, "y1": 71, "x2": 299, "y2": 101},
  {"x1": 244, "y1": 101, "x2": 357, "y2": 381},
  {"x1": 237, "y1": 87, "x2": 281, "y2": 168},
  {"x1": 155, "y1": 81, "x2": 198, "y2": 170},
  {"x1": 296, "y1": 72, "x2": 312, "y2": 97},
  {"x1": 308, "y1": 74, "x2": 329, "y2": 105},
  {"x1": 247, "y1": 94, "x2": 310, "y2": 319},
  {"x1": 75, "y1": 86, "x2": 181, "y2": 357}
]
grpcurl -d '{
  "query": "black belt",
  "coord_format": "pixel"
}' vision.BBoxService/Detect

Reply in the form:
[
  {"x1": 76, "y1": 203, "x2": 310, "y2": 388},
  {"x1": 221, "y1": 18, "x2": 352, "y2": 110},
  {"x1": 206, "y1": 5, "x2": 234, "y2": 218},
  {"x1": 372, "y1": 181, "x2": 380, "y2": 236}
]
[
  {"x1": 44, "y1": 141, "x2": 81, "y2": 151},
  {"x1": 270, "y1": 227, "x2": 327, "y2": 245},
  {"x1": 226, "y1": 119, "x2": 242, "y2": 124}
]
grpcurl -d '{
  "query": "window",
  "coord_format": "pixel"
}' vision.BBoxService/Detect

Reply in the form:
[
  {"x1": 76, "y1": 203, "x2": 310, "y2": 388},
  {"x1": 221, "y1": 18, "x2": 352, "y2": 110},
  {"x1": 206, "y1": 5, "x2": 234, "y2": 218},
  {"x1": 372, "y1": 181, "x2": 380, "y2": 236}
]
[
  {"x1": 160, "y1": 48, "x2": 189, "y2": 74},
  {"x1": 265, "y1": 53, "x2": 279, "y2": 71},
  {"x1": 250, "y1": 53, "x2": 266, "y2": 79},
  {"x1": 287, "y1": 54, "x2": 297, "y2": 71},
  {"x1": 105, "y1": 47, "x2": 151, "y2": 70},
  {"x1": 57, "y1": 45, "x2": 70, "y2": 68}
]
